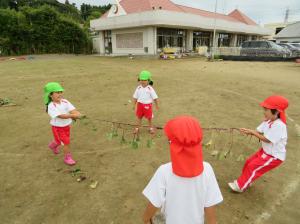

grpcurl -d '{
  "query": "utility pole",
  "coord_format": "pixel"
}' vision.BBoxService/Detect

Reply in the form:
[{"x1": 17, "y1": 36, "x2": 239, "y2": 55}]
[
  {"x1": 284, "y1": 7, "x2": 290, "y2": 24},
  {"x1": 212, "y1": 0, "x2": 218, "y2": 60}
]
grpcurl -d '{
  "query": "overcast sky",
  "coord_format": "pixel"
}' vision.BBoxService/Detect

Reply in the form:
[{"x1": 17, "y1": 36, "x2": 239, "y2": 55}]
[{"x1": 59, "y1": 0, "x2": 300, "y2": 24}]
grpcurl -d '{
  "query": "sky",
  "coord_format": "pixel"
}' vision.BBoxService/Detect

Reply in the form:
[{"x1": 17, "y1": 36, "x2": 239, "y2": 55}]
[{"x1": 58, "y1": 0, "x2": 300, "y2": 24}]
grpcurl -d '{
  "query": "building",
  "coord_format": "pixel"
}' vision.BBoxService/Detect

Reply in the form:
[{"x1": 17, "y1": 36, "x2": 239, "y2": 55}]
[
  {"x1": 274, "y1": 21, "x2": 300, "y2": 43},
  {"x1": 263, "y1": 22, "x2": 293, "y2": 41},
  {"x1": 90, "y1": 0, "x2": 271, "y2": 55}
]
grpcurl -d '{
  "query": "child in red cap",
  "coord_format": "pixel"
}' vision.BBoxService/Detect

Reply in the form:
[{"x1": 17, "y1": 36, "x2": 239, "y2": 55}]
[
  {"x1": 142, "y1": 116, "x2": 223, "y2": 224},
  {"x1": 229, "y1": 95, "x2": 289, "y2": 192},
  {"x1": 133, "y1": 70, "x2": 159, "y2": 134}
]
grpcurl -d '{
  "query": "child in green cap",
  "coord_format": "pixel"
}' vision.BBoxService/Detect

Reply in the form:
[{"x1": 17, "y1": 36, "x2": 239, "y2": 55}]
[
  {"x1": 133, "y1": 71, "x2": 159, "y2": 134},
  {"x1": 44, "y1": 82, "x2": 81, "y2": 165}
]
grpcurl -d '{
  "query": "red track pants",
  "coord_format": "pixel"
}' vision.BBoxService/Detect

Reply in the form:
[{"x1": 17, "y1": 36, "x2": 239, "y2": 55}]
[{"x1": 237, "y1": 148, "x2": 282, "y2": 191}]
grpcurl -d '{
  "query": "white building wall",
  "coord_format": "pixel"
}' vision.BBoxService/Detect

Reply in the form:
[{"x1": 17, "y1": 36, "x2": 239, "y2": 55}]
[
  {"x1": 276, "y1": 37, "x2": 300, "y2": 43},
  {"x1": 186, "y1": 30, "x2": 193, "y2": 51},
  {"x1": 99, "y1": 31, "x2": 105, "y2": 54},
  {"x1": 111, "y1": 27, "x2": 156, "y2": 55},
  {"x1": 92, "y1": 37, "x2": 100, "y2": 54},
  {"x1": 92, "y1": 31, "x2": 105, "y2": 54},
  {"x1": 230, "y1": 34, "x2": 238, "y2": 47},
  {"x1": 91, "y1": 10, "x2": 272, "y2": 36}
]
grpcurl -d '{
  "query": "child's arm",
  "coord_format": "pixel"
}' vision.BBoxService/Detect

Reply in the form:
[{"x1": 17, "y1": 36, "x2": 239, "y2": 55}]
[
  {"x1": 133, "y1": 98, "x2": 137, "y2": 110},
  {"x1": 204, "y1": 206, "x2": 217, "y2": 224},
  {"x1": 57, "y1": 114, "x2": 79, "y2": 119},
  {"x1": 153, "y1": 99, "x2": 159, "y2": 110},
  {"x1": 240, "y1": 128, "x2": 271, "y2": 143},
  {"x1": 70, "y1": 109, "x2": 81, "y2": 116},
  {"x1": 142, "y1": 201, "x2": 158, "y2": 224},
  {"x1": 57, "y1": 109, "x2": 81, "y2": 120}
]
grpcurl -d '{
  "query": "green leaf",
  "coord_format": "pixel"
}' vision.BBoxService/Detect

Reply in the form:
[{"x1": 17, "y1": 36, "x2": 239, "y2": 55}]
[
  {"x1": 131, "y1": 141, "x2": 139, "y2": 149},
  {"x1": 106, "y1": 132, "x2": 113, "y2": 140},
  {"x1": 147, "y1": 139, "x2": 154, "y2": 148},
  {"x1": 120, "y1": 136, "x2": 126, "y2": 144},
  {"x1": 217, "y1": 152, "x2": 225, "y2": 160},
  {"x1": 136, "y1": 136, "x2": 140, "y2": 142},
  {"x1": 236, "y1": 154, "x2": 245, "y2": 162},
  {"x1": 204, "y1": 139, "x2": 213, "y2": 149},
  {"x1": 295, "y1": 124, "x2": 300, "y2": 137},
  {"x1": 211, "y1": 150, "x2": 219, "y2": 156}
]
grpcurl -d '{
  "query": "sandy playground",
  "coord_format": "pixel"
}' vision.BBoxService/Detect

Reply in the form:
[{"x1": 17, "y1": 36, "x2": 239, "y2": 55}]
[{"x1": 0, "y1": 55, "x2": 300, "y2": 224}]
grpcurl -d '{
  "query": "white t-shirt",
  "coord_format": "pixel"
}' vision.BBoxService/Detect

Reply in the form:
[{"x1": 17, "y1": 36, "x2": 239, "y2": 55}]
[
  {"x1": 133, "y1": 85, "x2": 158, "y2": 104},
  {"x1": 257, "y1": 119, "x2": 287, "y2": 161},
  {"x1": 47, "y1": 99, "x2": 75, "y2": 127},
  {"x1": 143, "y1": 162, "x2": 223, "y2": 224}
]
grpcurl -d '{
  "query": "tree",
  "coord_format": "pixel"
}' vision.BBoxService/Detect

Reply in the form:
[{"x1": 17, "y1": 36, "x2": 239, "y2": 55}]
[
  {"x1": 84, "y1": 10, "x2": 101, "y2": 28},
  {"x1": 80, "y1": 3, "x2": 110, "y2": 21},
  {"x1": 0, "y1": 5, "x2": 91, "y2": 55},
  {"x1": 0, "y1": 0, "x2": 113, "y2": 55}
]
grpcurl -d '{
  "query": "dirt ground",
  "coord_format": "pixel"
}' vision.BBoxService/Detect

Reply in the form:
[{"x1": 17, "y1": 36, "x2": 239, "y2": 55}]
[{"x1": 0, "y1": 55, "x2": 299, "y2": 224}]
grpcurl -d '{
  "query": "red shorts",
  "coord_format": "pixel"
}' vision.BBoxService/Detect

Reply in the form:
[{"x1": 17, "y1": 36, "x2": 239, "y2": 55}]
[
  {"x1": 136, "y1": 102, "x2": 153, "y2": 120},
  {"x1": 52, "y1": 126, "x2": 70, "y2": 145}
]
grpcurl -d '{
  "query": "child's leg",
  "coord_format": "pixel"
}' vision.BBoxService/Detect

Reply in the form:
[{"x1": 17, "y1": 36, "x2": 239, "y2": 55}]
[
  {"x1": 57, "y1": 126, "x2": 76, "y2": 165},
  {"x1": 148, "y1": 119, "x2": 155, "y2": 134},
  {"x1": 135, "y1": 102, "x2": 143, "y2": 133},
  {"x1": 237, "y1": 151, "x2": 282, "y2": 191},
  {"x1": 241, "y1": 149, "x2": 262, "y2": 174},
  {"x1": 148, "y1": 119, "x2": 153, "y2": 128},
  {"x1": 49, "y1": 126, "x2": 61, "y2": 154},
  {"x1": 63, "y1": 144, "x2": 76, "y2": 165},
  {"x1": 137, "y1": 117, "x2": 142, "y2": 127},
  {"x1": 144, "y1": 104, "x2": 154, "y2": 133},
  {"x1": 63, "y1": 144, "x2": 70, "y2": 156},
  {"x1": 134, "y1": 118, "x2": 142, "y2": 134}
]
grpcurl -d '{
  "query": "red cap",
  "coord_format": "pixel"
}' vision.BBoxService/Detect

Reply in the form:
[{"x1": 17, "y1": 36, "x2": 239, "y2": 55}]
[
  {"x1": 260, "y1": 95, "x2": 289, "y2": 124},
  {"x1": 164, "y1": 116, "x2": 203, "y2": 177}
]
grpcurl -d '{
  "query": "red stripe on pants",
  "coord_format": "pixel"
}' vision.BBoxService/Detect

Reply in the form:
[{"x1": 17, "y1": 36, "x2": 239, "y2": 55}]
[{"x1": 237, "y1": 148, "x2": 282, "y2": 191}]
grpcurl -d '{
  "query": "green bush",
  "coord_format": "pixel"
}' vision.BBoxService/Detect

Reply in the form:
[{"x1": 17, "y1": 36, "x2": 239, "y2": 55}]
[{"x1": 0, "y1": 4, "x2": 92, "y2": 55}]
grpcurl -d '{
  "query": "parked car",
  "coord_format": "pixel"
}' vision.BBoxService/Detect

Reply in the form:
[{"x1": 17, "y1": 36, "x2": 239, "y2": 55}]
[
  {"x1": 289, "y1": 43, "x2": 300, "y2": 49},
  {"x1": 278, "y1": 43, "x2": 300, "y2": 57},
  {"x1": 241, "y1": 41, "x2": 291, "y2": 58}
]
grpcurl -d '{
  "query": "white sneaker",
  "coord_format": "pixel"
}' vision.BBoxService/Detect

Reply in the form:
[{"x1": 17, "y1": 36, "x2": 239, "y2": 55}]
[{"x1": 228, "y1": 180, "x2": 243, "y2": 193}]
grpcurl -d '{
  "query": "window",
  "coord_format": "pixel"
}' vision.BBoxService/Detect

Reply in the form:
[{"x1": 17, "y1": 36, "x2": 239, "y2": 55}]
[
  {"x1": 237, "y1": 35, "x2": 248, "y2": 47},
  {"x1": 116, "y1": 32, "x2": 143, "y2": 48},
  {"x1": 157, "y1": 28, "x2": 186, "y2": 48},
  {"x1": 249, "y1": 41, "x2": 259, "y2": 48},
  {"x1": 193, "y1": 31, "x2": 211, "y2": 48},
  {"x1": 104, "y1": 30, "x2": 112, "y2": 54},
  {"x1": 241, "y1": 41, "x2": 250, "y2": 48},
  {"x1": 275, "y1": 27, "x2": 284, "y2": 34},
  {"x1": 259, "y1": 42, "x2": 269, "y2": 48},
  {"x1": 218, "y1": 33, "x2": 232, "y2": 47}
]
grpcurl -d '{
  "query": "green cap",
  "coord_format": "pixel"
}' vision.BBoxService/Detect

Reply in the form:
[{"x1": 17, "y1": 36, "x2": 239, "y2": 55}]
[
  {"x1": 139, "y1": 70, "x2": 152, "y2": 81},
  {"x1": 43, "y1": 82, "x2": 64, "y2": 105}
]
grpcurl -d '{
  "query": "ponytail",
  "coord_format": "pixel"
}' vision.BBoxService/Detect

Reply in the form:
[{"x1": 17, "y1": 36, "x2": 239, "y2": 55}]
[{"x1": 45, "y1": 95, "x2": 51, "y2": 113}]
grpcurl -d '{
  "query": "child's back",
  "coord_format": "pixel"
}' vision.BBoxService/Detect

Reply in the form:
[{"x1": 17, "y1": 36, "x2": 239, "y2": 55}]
[
  {"x1": 142, "y1": 116, "x2": 223, "y2": 224},
  {"x1": 143, "y1": 162, "x2": 222, "y2": 224}
]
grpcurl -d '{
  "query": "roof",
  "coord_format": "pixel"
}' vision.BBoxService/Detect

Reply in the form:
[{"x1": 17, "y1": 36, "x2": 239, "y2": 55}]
[
  {"x1": 228, "y1": 9, "x2": 257, "y2": 25},
  {"x1": 275, "y1": 22, "x2": 300, "y2": 38},
  {"x1": 101, "y1": 0, "x2": 257, "y2": 25}
]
